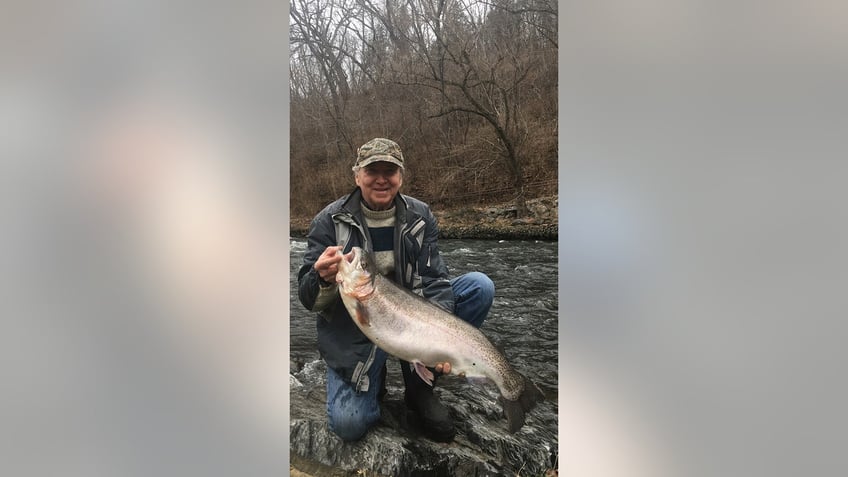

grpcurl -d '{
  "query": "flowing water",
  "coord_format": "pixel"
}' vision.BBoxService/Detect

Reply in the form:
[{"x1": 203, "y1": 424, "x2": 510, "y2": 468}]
[{"x1": 289, "y1": 238, "x2": 559, "y2": 396}]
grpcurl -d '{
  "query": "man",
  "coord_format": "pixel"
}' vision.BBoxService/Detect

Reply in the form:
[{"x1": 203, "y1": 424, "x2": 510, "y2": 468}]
[{"x1": 297, "y1": 138, "x2": 495, "y2": 442}]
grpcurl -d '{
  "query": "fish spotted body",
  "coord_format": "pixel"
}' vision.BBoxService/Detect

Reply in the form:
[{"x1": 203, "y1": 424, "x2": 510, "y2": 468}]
[{"x1": 336, "y1": 246, "x2": 543, "y2": 433}]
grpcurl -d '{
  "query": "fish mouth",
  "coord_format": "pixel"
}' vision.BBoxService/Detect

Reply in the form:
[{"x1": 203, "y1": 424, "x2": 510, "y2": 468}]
[
  {"x1": 347, "y1": 247, "x2": 364, "y2": 270},
  {"x1": 337, "y1": 247, "x2": 374, "y2": 297},
  {"x1": 338, "y1": 247, "x2": 367, "y2": 280}
]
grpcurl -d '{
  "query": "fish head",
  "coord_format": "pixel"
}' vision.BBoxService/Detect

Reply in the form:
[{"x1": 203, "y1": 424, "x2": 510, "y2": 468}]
[{"x1": 336, "y1": 246, "x2": 375, "y2": 298}]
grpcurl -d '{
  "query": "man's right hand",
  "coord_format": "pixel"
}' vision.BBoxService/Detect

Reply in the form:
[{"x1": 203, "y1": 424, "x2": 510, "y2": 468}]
[{"x1": 314, "y1": 246, "x2": 345, "y2": 284}]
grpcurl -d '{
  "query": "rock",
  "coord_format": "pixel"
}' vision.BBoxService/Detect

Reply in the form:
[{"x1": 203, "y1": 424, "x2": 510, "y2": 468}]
[
  {"x1": 290, "y1": 365, "x2": 558, "y2": 476},
  {"x1": 438, "y1": 223, "x2": 557, "y2": 241},
  {"x1": 532, "y1": 204, "x2": 549, "y2": 215}
]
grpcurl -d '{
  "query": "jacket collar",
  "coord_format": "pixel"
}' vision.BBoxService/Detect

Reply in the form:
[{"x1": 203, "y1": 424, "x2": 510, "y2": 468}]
[{"x1": 341, "y1": 187, "x2": 410, "y2": 224}]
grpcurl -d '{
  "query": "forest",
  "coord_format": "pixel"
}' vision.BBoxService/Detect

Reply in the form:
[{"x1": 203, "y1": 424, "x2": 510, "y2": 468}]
[{"x1": 290, "y1": 0, "x2": 558, "y2": 221}]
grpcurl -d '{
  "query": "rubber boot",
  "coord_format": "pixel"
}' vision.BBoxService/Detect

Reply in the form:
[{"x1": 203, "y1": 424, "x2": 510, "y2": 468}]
[{"x1": 400, "y1": 360, "x2": 456, "y2": 442}]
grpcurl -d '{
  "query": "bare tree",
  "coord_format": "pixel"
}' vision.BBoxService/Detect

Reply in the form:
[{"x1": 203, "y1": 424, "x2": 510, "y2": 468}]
[
  {"x1": 290, "y1": 0, "x2": 357, "y2": 157},
  {"x1": 289, "y1": 0, "x2": 558, "y2": 216},
  {"x1": 367, "y1": 0, "x2": 557, "y2": 215}
]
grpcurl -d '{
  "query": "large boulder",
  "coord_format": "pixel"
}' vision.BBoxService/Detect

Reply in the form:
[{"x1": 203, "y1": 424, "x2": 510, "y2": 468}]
[{"x1": 290, "y1": 360, "x2": 558, "y2": 476}]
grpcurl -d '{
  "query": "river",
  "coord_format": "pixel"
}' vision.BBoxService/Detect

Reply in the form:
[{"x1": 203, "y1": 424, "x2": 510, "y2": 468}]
[{"x1": 289, "y1": 238, "x2": 559, "y2": 397}]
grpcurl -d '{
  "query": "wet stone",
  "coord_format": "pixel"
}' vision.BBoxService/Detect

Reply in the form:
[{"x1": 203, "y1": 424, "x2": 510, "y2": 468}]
[{"x1": 290, "y1": 369, "x2": 557, "y2": 476}]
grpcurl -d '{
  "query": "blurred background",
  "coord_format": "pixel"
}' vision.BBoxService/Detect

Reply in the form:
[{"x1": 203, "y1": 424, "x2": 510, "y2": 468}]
[
  {"x1": 2, "y1": 1, "x2": 291, "y2": 475},
  {"x1": 559, "y1": 2, "x2": 848, "y2": 475}
]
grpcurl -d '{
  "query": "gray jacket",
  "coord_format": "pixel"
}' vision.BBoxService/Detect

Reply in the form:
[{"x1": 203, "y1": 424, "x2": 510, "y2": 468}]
[{"x1": 297, "y1": 187, "x2": 454, "y2": 391}]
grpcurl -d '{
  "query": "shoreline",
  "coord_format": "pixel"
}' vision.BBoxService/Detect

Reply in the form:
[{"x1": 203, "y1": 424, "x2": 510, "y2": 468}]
[
  {"x1": 290, "y1": 196, "x2": 558, "y2": 241},
  {"x1": 289, "y1": 222, "x2": 557, "y2": 241}
]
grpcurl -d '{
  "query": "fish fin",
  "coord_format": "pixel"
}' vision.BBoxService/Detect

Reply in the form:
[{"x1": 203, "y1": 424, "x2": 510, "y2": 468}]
[
  {"x1": 412, "y1": 361, "x2": 434, "y2": 386},
  {"x1": 501, "y1": 373, "x2": 545, "y2": 434},
  {"x1": 354, "y1": 302, "x2": 370, "y2": 327}
]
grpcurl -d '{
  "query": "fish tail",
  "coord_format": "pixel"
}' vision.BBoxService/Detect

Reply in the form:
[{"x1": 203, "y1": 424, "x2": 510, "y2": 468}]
[
  {"x1": 519, "y1": 373, "x2": 544, "y2": 411},
  {"x1": 502, "y1": 373, "x2": 545, "y2": 433},
  {"x1": 501, "y1": 398, "x2": 526, "y2": 433}
]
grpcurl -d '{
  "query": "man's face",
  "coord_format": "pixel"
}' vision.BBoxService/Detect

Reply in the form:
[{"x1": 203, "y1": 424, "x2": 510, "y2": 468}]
[{"x1": 355, "y1": 161, "x2": 403, "y2": 210}]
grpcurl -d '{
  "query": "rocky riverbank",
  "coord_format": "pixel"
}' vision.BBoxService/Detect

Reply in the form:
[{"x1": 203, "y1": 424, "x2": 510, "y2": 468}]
[
  {"x1": 290, "y1": 196, "x2": 558, "y2": 241},
  {"x1": 290, "y1": 359, "x2": 558, "y2": 476}
]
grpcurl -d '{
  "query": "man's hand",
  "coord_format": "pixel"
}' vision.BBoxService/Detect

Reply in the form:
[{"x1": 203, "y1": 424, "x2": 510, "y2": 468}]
[
  {"x1": 434, "y1": 362, "x2": 451, "y2": 375},
  {"x1": 314, "y1": 246, "x2": 347, "y2": 284}
]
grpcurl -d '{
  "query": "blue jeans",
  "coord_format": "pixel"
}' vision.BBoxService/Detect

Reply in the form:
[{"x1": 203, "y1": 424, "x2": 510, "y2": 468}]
[{"x1": 326, "y1": 272, "x2": 494, "y2": 441}]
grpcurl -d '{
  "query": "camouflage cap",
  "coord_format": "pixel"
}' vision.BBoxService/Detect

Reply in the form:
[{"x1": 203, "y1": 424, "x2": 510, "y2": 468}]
[{"x1": 354, "y1": 138, "x2": 405, "y2": 170}]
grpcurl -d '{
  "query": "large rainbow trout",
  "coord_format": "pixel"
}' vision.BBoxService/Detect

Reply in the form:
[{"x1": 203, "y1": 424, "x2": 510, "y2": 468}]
[{"x1": 335, "y1": 246, "x2": 543, "y2": 433}]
